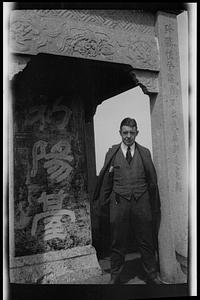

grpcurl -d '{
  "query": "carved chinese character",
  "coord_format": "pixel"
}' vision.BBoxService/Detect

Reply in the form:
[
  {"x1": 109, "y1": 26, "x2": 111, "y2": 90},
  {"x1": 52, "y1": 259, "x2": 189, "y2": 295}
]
[
  {"x1": 24, "y1": 105, "x2": 47, "y2": 131},
  {"x1": 164, "y1": 24, "x2": 174, "y2": 34},
  {"x1": 175, "y1": 181, "x2": 182, "y2": 193},
  {"x1": 37, "y1": 190, "x2": 67, "y2": 211},
  {"x1": 31, "y1": 140, "x2": 48, "y2": 177},
  {"x1": 31, "y1": 209, "x2": 76, "y2": 240},
  {"x1": 172, "y1": 130, "x2": 178, "y2": 142},
  {"x1": 167, "y1": 60, "x2": 175, "y2": 72},
  {"x1": 44, "y1": 140, "x2": 74, "y2": 183},
  {"x1": 169, "y1": 85, "x2": 179, "y2": 97},
  {"x1": 43, "y1": 216, "x2": 66, "y2": 241},
  {"x1": 165, "y1": 49, "x2": 174, "y2": 60},
  {"x1": 164, "y1": 37, "x2": 175, "y2": 48},
  {"x1": 24, "y1": 100, "x2": 72, "y2": 131},
  {"x1": 171, "y1": 109, "x2": 177, "y2": 118},
  {"x1": 172, "y1": 143, "x2": 180, "y2": 154},
  {"x1": 51, "y1": 100, "x2": 72, "y2": 130},
  {"x1": 175, "y1": 165, "x2": 181, "y2": 181},
  {"x1": 167, "y1": 73, "x2": 175, "y2": 83},
  {"x1": 169, "y1": 98, "x2": 176, "y2": 107},
  {"x1": 31, "y1": 140, "x2": 74, "y2": 182}
]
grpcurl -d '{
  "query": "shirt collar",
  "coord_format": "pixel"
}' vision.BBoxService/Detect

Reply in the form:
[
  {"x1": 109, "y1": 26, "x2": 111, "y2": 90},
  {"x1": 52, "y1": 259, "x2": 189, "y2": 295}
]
[{"x1": 121, "y1": 142, "x2": 135, "y2": 151}]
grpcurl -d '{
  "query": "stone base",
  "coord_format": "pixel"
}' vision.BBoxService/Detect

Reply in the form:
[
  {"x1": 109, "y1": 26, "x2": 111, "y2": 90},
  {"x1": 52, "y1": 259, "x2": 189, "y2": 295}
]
[
  {"x1": 9, "y1": 245, "x2": 102, "y2": 284},
  {"x1": 160, "y1": 260, "x2": 187, "y2": 284}
]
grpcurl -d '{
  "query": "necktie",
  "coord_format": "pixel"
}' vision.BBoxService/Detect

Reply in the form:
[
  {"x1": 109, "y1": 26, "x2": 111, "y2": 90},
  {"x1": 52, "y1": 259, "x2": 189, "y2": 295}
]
[{"x1": 126, "y1": 146, "x2": 132, "y2": 164}]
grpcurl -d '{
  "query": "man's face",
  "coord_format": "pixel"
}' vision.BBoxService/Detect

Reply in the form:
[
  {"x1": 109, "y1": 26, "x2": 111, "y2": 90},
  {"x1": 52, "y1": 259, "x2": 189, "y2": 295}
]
[{"x1": 120, "y1": 125, "x2": 138, "y2": 146}]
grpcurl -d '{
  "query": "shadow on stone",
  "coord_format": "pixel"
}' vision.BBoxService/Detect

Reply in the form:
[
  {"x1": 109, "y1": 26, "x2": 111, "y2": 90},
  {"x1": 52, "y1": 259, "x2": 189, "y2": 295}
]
[{"x1": 98, "y1": 253, "x2": 146, "y2": 284}]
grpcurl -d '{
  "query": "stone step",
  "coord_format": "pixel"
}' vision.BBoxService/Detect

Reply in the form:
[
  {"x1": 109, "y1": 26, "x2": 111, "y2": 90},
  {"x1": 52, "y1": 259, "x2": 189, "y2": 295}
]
[{"x1": 54, "y1": 252, "x2": 147, "y2": 284}]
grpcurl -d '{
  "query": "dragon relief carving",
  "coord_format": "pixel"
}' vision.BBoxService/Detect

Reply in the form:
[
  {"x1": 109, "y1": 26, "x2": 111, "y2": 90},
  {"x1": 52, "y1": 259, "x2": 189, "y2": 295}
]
[
  {"x1": 10, "y1": 12, "x2": 159, "y2": 70},
  {"x1": 10, "y1": 19, "x2": 33, "y2": 51},
  {"x1": 56, "y1": 28, "x2": 115, "y2": 58},
  {"x1": 10, "y1": 18, "x2": 115, "y2": 59}
]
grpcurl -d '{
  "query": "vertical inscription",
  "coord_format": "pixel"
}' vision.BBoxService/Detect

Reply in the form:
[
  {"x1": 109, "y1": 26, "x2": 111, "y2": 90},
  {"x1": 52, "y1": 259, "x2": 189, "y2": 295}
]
[
  {"x1": 163, "y1": 22, "x2": 182, "y2": 193},
  {"x1": 31, "y1": 190, "x2": 75, "y2": 241},
  {"x1": 24, "y1": 98, "x2": 72, "y2": 131},
  {"x1": 14, "y1": 98, "x2": 91, "y2": 256},
  {"x1": 31, "y1": 140, "x2": 74, "y2": 182},
  {"x1": 158, "y1": 14, "x2": 188, "y2": 265}
]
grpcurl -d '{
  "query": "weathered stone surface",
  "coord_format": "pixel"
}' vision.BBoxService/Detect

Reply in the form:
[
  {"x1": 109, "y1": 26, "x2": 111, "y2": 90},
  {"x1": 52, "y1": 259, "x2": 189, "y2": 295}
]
[
  {"x1": 13, "y1": 98, "x2": 91, "y2": 257},
  {"x1": 10, "y1": 245, "x2": 95, "y2": 267},
  {"x1": 10, "y1": 245, "x2": 102, "y2": 283},
  {"x1": 130, "y1": 70, "x2": 159, "y2": 94},
  {"x1": 9, "y1": 54, "x2": 103, "y2": 283},
  {"x1": 153, "y1": 11, "x2": 188, "y2": 283},
  {"x1": 9, "y1": 10, "x2": 160, "y2": 71},
  {"x1": 29, "y1": 10, "x2": 156, "y2": 35},
  {"x1": 8, "y1": 55, "x2": 31, "y2": 80}
]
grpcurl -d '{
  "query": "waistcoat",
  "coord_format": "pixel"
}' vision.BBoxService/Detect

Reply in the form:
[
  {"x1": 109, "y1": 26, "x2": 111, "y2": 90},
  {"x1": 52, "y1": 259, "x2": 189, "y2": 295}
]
[{"x1": 113, "y1": 147, "x2": 148, "y2": 200}]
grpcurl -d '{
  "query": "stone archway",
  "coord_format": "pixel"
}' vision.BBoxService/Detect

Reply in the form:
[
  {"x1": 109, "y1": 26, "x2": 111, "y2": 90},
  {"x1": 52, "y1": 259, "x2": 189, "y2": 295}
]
[{"x1": 8, "y1": 9, "x2": 188, "y2": 284}]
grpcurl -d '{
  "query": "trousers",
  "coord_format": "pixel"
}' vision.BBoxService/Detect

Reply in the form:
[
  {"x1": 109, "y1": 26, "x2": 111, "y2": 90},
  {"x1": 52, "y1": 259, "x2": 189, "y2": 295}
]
[{"x1": 109, "y1": 190, "x2": 158, "y2": 279}]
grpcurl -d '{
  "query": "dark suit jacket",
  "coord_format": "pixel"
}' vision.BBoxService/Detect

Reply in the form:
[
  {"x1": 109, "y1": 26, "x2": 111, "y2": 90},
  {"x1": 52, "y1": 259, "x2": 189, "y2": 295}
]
[{"x1": 91, "y1": 142, "x2": 161, "y2": 257}]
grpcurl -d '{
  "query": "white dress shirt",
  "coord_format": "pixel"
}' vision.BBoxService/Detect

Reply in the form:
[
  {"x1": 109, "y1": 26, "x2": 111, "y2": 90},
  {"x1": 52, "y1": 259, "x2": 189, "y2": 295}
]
[{"x1": 120, "y1": 142, "x2": 135, "y2": 158}]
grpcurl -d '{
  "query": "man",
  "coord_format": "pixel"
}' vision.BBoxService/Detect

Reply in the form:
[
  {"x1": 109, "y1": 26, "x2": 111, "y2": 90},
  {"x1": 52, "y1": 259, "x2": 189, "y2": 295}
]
[{"x1": 92, "y1": 118, "x2": 162, "y2": 284}]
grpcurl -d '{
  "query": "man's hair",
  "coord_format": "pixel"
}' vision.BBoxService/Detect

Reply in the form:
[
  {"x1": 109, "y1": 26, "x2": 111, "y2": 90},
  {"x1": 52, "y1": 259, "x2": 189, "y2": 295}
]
[{"x1": 120, "y1": 118, "x2": 137, "y2": 130}]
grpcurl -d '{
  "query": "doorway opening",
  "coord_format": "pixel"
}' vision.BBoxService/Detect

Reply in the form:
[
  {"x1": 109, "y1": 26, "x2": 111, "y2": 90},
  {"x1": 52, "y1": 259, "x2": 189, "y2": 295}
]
[
  {"x1": 10, "y1": 53, "x2": 139, "y2": 257},
  {"x1": 93, "y1": 87, "x2": 153, "y2": 282}
]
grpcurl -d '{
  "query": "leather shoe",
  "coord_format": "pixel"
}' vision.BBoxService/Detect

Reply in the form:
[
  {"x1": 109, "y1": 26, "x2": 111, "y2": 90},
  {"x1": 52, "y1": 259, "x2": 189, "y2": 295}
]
[
  {"x1": 109, "y1": 275, "x2": 121, "y2": 284},
  {"x1": 146, "y1": 274, "x2": 163, "y2": 285}
]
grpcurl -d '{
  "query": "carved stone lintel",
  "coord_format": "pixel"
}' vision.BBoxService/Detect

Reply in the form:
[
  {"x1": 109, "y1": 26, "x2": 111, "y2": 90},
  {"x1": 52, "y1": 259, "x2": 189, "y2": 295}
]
[
  {"x1": 11, "y1": 9, "x2": 155, "y2": 36},
  {"x1": 130, "y1": 70, "x2": 159, "y2": 94},
  {"x1": 9, "y1": 10, "x2": 160, "y2": 71},
  {"x1": 30, "y1": 9, "x2": 155, "y2": 35}
]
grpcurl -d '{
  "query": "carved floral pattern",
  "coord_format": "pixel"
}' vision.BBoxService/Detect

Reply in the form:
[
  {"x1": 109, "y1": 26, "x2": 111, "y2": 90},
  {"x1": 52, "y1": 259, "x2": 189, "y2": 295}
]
[
  {"x1": 128, "y1": 40, "x2": 158, "y2": 67},
  {"x1": 56, "y1": 28, "x2": 115, "y2": 58},
  {"x1": 10, "y1": 20, "x2": 33, "y2": 51},
  {"x1": 10, "y1": 11, "x2": 160, "y2": 70}
]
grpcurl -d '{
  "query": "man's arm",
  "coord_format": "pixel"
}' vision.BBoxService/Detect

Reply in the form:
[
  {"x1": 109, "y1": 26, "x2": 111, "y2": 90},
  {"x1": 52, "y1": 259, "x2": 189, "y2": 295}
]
[
  {"x1": 93, "y1": 149, "x2": 112, "y2": 202},
  {"x1": 99, "y1": 149, "x2": 116, "y2": 204},
  {"x1": 146, "y1": 149, "x2": 161, "y2": 213},
  {"x1": 102, "y1": 165, "x2": 114, "y2": 203},
  {"x1": 93, "y1": 145, "x2": 119, "y2": 203},
  {"x1": 145, "y1": 149, "x2": 158, "y2": 184}
]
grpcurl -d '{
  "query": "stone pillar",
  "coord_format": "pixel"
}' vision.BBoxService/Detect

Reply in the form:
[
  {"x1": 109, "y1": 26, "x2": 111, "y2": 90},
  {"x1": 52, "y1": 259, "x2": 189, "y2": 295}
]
[
  {"x1": 9, "y1": 73, "x2": 101, "y2": 283},
  {"x1": 150, "y1": 11, "x2": 188, "y2": 283}
]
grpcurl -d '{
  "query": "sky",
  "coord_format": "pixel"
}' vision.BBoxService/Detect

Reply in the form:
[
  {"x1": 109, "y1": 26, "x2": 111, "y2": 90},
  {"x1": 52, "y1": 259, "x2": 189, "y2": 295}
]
[
  {"x1": 94, "y1": 11, "x2": 189, "y2": 175},
  {"x1": 94, "y1": 87, "x2": 152, "y2": 174}
]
